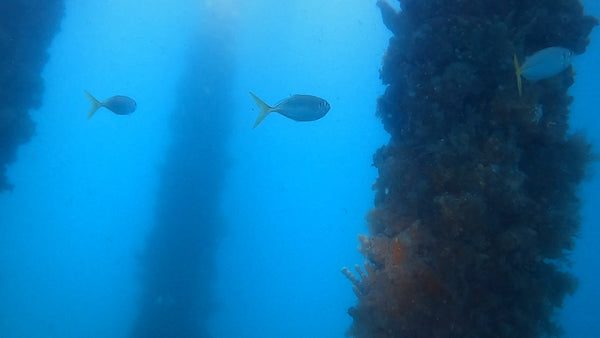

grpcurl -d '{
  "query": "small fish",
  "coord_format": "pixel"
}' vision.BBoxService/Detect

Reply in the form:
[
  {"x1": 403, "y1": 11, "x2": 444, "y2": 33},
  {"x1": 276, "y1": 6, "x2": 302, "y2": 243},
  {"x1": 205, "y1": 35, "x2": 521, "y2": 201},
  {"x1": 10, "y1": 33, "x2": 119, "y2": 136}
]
[
  {"x1": 513, "y1": 46, "x2": 574, "y2": 96},
  {"x1": 250, "y1": 92, "x2": 330, "y2": 128},
  {"x1": 85, "y1": 91, "x2": 137, "y2": 118}
]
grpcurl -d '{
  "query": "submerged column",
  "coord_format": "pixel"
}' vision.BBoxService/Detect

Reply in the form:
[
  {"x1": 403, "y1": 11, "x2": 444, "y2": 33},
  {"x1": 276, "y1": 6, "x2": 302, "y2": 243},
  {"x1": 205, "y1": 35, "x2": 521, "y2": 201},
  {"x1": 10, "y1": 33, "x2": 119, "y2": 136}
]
[
  {"x1": 345, "y1": 0, "x2": 597, "y2": 337},
  {"x1": 0, "y1": 1, "x2": 64, "y2": 192},
  {"x1": 130, "y1": 5, "x2": 234, "y2": 338}
]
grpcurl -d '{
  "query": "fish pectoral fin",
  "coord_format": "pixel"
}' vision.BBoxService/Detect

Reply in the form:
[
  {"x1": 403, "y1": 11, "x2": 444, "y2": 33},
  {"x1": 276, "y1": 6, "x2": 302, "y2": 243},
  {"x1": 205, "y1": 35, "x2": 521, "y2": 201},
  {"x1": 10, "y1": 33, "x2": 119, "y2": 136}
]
[
  {"x1": 84, "y1": 90, "x2": 103, "y2": 119},
  {"x1": 250, "y1": 92, "x2": 272, "y2": 128},
  {"x1": 513, "y1": 54, "x2": 523, "y2": 97}
]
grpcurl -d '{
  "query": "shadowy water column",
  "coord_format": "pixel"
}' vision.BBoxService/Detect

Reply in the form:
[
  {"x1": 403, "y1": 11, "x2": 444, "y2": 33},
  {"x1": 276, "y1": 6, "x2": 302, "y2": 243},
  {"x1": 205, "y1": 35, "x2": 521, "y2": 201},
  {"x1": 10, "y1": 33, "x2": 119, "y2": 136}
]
[
  {"x1": 131, "y1": 11, "x2": 234, "y2": 338},
  {"x1": 0, "y1": 1, "x2": 64, "y2": 192},
  {"x1": 344, "y1": 1, "x2": 597, "y2": 337}
]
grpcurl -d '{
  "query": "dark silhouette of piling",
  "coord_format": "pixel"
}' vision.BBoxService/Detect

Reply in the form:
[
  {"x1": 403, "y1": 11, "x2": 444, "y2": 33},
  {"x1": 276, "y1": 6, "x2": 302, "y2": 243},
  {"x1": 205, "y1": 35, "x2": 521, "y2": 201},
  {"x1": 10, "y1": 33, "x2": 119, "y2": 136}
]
[{"x1": 130, "y1": 6, "x2": 234, "y2": 337}]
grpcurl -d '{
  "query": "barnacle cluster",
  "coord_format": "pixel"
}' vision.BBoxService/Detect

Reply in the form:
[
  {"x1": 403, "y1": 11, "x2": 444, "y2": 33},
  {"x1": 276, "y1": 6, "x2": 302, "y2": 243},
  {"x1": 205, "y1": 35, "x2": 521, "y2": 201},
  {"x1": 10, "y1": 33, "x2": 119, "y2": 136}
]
[
  {"x1": 344, "y1": 0, "x2": 597, "y2": 337},
  {"x1": 0, "y1": 1, "x2": 64, "y2": 192}
]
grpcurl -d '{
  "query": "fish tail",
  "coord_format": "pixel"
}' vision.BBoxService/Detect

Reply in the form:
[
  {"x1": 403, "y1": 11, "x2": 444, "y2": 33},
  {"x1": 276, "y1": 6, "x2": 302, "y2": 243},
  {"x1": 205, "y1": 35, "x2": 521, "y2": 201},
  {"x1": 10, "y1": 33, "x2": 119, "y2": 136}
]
[
  {"x1": 513, "y1": 54, "x2": 523, "y2": 97},
  {"x1": 250, "y1": 92, "x2": 272, "y2": 128},
  {"x1": 84, "y1": 90, "x2": 102, "y2": 119}
]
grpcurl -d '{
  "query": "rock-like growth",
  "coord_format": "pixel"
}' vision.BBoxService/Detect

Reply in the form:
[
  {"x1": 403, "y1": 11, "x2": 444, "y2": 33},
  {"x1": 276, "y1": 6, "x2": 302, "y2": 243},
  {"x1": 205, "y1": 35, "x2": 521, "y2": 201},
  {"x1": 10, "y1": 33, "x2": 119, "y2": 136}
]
[
  {"x1": 345, "y1": 1, "x2": 597, "y2": 337},
  {"x1": 0, "y1": 1, "x2": 65, "y2": 192}
]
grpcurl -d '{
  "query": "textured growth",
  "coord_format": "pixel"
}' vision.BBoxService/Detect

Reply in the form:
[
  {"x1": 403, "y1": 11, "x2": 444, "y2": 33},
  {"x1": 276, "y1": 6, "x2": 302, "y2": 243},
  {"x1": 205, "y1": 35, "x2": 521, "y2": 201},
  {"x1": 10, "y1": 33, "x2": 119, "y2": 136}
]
[
  {"x1": 345, "y1": 1, "x2": 597, "y2": 337},
  {"x1": 0, "y1": 1, "x2": 65, "y2": 192}
]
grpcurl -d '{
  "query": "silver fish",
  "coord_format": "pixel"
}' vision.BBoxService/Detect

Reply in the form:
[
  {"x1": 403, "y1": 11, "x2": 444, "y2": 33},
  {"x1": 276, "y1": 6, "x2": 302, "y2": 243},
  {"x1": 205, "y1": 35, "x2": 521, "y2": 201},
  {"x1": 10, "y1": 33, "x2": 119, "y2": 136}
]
[
  {"x1": 513, "y1": 46, "x2": 574, "y2": 96},
  {"x1": 250, "y1": 92, "x2": 330, "y2": 128},
  {"x1": 85, "y1": 91, "x2": 137, "y2": 118}
]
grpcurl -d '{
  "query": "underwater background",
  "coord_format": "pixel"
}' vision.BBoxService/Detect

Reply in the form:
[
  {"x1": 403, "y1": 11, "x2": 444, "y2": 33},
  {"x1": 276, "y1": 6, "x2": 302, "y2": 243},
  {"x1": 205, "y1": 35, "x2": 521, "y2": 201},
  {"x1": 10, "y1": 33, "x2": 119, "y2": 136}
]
[{"x1": 0, "y1": 0, "x2": 598, "y2": 337}]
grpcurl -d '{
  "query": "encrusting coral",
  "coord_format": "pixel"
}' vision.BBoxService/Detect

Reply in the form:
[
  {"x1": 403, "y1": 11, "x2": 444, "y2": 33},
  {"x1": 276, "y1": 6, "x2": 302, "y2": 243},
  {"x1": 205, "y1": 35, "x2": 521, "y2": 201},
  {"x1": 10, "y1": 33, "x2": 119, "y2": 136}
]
[{"x1": 343, "y1": 0, "x2": 597, "y2": 337}]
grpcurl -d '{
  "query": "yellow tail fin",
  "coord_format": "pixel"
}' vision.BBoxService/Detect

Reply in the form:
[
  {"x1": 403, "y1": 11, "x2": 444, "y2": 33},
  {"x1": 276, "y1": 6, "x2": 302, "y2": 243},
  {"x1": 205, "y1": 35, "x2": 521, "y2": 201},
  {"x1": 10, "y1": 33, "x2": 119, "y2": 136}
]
[
  {"x1": 249, "y1": 92, "x2": 272, "y2": 128},
  {"x1": 513, "y1": 54, "x2": 523, "y2": 97},
  {"x1": 84, "y1": 90, "x2": 103, "y2": 119}
]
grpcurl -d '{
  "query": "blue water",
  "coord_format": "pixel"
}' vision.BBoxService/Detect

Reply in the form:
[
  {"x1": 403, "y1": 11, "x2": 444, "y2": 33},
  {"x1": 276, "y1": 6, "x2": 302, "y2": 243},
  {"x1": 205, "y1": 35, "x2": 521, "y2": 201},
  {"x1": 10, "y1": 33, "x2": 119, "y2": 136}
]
[{"x1": 0, "y1": 1, "x2": 598, "y2": 337}]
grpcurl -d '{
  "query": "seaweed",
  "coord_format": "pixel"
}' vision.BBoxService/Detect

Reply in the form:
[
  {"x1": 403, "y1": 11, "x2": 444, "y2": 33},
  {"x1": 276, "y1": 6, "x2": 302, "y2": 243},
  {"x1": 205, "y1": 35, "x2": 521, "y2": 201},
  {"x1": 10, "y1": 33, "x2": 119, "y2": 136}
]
[{"x1": 344, "y1": 1, "x2": 597, "y2": 337}]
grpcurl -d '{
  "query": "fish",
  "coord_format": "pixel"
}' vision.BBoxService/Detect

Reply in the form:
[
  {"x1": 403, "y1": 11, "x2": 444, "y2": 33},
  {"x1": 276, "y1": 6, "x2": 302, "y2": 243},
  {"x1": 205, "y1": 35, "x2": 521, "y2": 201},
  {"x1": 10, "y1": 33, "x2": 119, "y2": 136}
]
[
  {"x1": 249, "y1": 92, "x2": 330, "y2": 128},
  {"x1": 513, "y1": 46, "x2": 574, "y2": 96},
  {"x1": 85, "y1": 91, "x2": 137, "y2": 118}
]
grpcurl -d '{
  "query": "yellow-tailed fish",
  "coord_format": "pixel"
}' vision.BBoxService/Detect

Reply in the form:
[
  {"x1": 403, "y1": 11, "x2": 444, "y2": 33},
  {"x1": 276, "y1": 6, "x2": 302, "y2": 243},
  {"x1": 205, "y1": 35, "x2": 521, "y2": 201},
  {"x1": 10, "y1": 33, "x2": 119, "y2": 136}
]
[
  {"x1": 250, "y1": 92, "x2": 330, "y2": 128},
  {"x1": 85, "y1": 91, "x2": 137, "y2": 119},
  {"x1": 513, "y1": 46, "x2": 574, "y2": 96}
]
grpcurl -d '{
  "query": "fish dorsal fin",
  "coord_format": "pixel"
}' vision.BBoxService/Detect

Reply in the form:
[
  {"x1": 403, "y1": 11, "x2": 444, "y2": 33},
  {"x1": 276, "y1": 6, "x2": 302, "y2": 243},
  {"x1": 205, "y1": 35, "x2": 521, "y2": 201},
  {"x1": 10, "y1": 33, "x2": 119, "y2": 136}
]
[{"x1": 513, "y1": 54, "x2": 523, "y2": 97}]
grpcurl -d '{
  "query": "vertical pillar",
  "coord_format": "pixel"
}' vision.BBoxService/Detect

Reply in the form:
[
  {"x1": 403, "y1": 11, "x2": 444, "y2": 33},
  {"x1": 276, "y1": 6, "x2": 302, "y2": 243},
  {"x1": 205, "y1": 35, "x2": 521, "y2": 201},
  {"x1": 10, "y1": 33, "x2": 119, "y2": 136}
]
[
  {"x1": 345, "y1": 1, "x2": 597, "y2": 337},
  {"x1": 131, "y1": 4, "x2": 234, "y2": 337}
]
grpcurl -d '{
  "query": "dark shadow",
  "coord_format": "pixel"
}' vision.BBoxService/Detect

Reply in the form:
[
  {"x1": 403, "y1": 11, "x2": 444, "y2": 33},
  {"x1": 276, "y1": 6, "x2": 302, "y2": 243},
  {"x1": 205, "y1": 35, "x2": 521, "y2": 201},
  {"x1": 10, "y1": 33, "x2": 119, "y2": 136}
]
[
  {"x1": 130, "y1": 8, "x2": 234, "y2": 338},
  {"x1": 0, "y1": 1, "x2": 65, "y2": 192}
]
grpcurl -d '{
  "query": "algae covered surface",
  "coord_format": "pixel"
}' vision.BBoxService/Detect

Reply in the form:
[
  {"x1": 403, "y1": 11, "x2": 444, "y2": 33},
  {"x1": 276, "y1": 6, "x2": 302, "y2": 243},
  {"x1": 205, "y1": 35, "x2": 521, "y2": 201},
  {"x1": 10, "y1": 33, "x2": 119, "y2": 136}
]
[
  {"x1": 346, "y1": 1, "x2": 598, "y2": 337},
  {"x1": 0, "y1": 1, "x2": 65, "y2": 191}
]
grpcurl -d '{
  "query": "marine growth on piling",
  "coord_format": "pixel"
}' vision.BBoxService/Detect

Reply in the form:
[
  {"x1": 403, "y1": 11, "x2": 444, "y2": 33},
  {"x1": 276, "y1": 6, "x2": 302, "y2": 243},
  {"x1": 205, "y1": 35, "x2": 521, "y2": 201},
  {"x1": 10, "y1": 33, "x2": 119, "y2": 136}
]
[{"x1": 344, "y1": 1, "x2": 597, "y2": 337}]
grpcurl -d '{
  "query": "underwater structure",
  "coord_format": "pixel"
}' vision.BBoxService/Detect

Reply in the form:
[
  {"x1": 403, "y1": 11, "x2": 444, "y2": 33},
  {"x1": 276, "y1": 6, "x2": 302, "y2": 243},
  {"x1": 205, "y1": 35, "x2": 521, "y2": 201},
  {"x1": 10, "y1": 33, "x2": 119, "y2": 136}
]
[
  {"x1": 130, "y1": 8, "x2": 234, "y2": 338},
  {"x1": 344, "y1": 0, "x2": 597, "y2": 337},
  {"x1": 0, "y1": 1, "x2": 64, "y2": 192}
]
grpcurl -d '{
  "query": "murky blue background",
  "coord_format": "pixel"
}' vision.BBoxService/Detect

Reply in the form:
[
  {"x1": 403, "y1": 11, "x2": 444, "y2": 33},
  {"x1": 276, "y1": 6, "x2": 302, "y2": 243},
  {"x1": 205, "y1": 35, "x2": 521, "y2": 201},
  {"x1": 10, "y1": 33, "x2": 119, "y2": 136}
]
[{"x1": 0, "y1": 1, "x2": 597, "y2": 337}]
